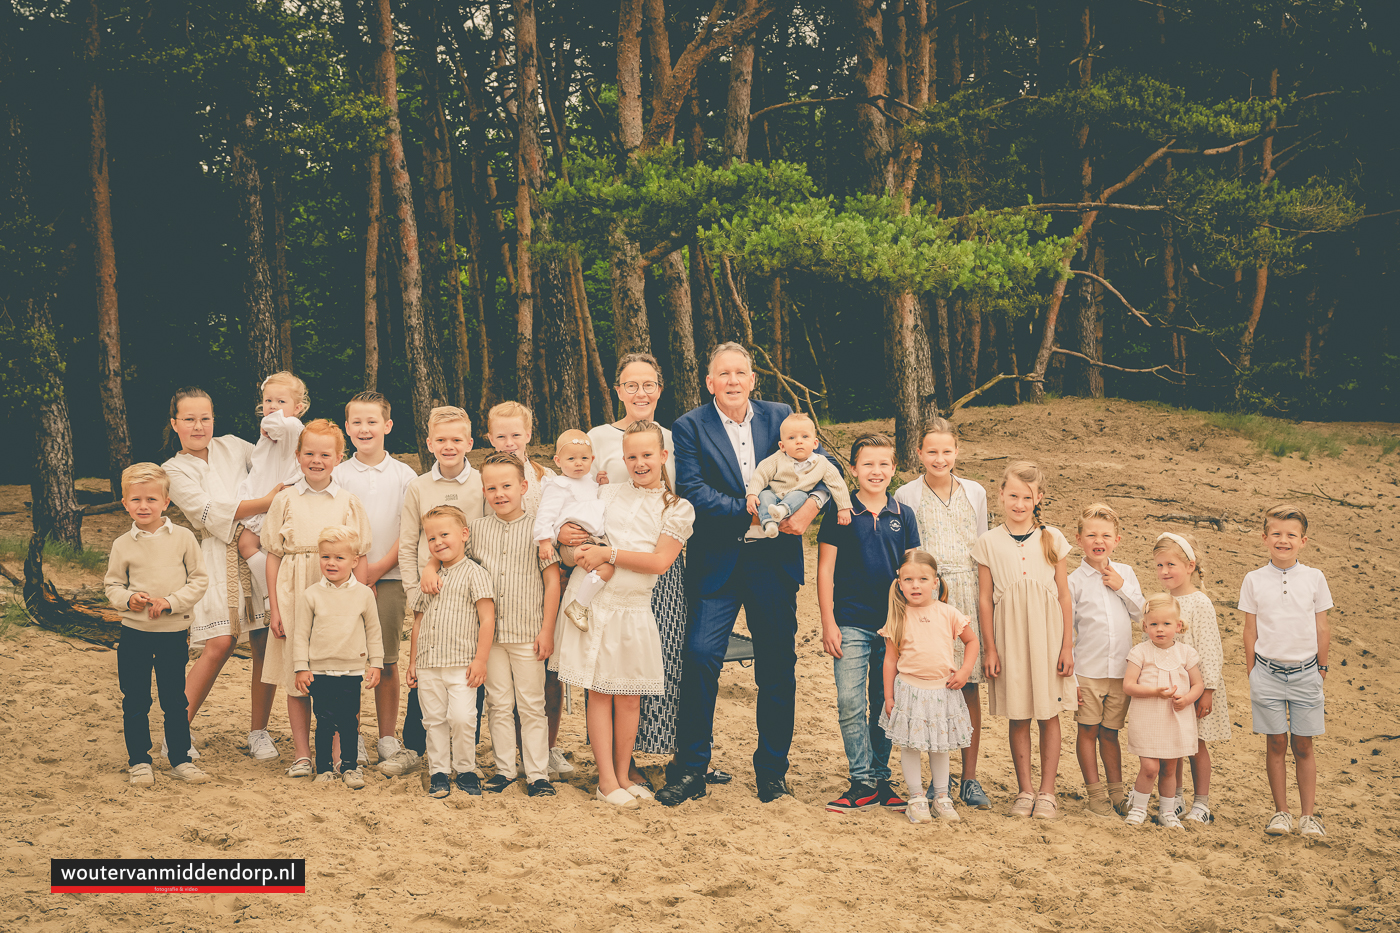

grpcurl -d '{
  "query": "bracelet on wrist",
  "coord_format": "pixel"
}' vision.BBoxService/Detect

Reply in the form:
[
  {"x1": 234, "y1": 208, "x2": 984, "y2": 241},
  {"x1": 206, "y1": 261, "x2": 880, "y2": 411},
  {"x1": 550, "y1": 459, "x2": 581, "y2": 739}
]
[{"x1": 609, "y1": 547, "x2": 618, "y2": 565}]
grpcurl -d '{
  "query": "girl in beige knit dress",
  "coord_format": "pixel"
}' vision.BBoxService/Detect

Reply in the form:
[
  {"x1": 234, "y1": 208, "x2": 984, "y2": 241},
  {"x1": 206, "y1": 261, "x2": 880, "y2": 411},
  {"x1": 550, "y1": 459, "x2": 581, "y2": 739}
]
[
  {"x1": 970, "y1": 462, "x2": 1076, "y2": 821},
  {"x1": 1122, "y1": 593, "x2": 1205, "y2": 829},
  {"x1": 263, "y1": 420, "x2": 372, "y2": 778},
  {"x1": 1155, "y1": 531, "x2": 1230, "y2": 824}
]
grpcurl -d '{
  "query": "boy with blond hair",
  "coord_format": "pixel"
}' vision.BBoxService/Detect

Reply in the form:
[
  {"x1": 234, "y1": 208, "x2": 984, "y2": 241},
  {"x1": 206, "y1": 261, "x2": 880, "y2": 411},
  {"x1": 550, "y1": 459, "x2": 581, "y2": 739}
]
[
  {"x1": 105, "y1": 463, "x2": 211, "y2": 785},
  {"x1": 1241, "y1": 504, "x2": 1332, "y2": 837},
  {"x1": 332, "y1": 391, "x2": 417, "y2": 769},
  {"x1": 378, "y1": 405, "x2": 489, "y2": 778}
]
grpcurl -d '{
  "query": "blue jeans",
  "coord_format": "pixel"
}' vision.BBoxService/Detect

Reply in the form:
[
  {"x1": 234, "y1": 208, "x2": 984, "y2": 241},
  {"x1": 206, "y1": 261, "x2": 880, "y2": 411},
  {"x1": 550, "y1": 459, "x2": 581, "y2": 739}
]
[
  {"x1": 757, "y1": 488, "x2": 811, "y2": 527},
  {"x1": 833, "y1": 626, "x2": 892, "y2": 785}
]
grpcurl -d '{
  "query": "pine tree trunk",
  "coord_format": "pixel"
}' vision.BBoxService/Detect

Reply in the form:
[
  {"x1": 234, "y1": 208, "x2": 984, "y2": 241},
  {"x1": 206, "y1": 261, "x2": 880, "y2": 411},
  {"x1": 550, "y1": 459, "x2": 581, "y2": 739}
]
[
  {"x1": 373, "y1": 0, "x2": 442, "y2": 463},
  {"x1": 514, "y1": 0, "x2": 545, "y2": 412},
  {"x1": 722, "y1": 0, "x2": 759, "y2": 164},
  {"x1": 539, "y1": 257, "x2": 580, "y2": 433},
  {"x1": 932, "y1": 295, "x2": 954, "y2": 412},
  {"x1": 267, "y1": 168, "x2": 293, "y2": 372},
  {"x1": 363, "y1": 150, "x2": 381, "y2": 391},
  {"x1": 1238, "y1": 58, "x2": 1279, "y2": 377},
  {"x1": 659, "y1": 250, "x2": 702, "y2": 414},
  {"x1": 609, "y1": 0, "x2": 652, "y2": 360},
  {"x1": 83, "y1": 0, "x2": 129, "y2": 499},
  {"x1": 691, "y1": 247, "x2": 720, "y2": 365},
  {"x1": 230, "y1": 115, "x2": 282, "y2": 384}
]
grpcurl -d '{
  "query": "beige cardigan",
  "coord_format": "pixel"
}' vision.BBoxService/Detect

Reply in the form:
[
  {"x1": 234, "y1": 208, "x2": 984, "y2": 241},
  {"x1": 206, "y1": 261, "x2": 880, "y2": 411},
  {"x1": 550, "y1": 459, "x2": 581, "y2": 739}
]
[{"x1": 745, "y1": 451, "x2": 852, "y2": 511}]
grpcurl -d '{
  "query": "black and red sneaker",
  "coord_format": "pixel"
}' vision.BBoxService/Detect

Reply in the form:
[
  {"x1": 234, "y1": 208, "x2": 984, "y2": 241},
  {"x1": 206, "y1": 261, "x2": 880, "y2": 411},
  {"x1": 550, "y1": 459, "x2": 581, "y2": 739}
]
[
  {"x1": 874, "y1": 779, "x2": 908, "y2": 812},
  {"x1": 826, "y1": 782, "x2": 880, "y2": 813}
]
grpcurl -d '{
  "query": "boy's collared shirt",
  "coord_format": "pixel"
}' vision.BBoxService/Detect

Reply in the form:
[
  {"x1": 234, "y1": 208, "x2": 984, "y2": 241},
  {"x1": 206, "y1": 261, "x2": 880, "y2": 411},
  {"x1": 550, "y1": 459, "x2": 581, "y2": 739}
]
[
  {"x1": 1069, "y1": 560, "x2": 1145, "y2": 679},
  {"x1": 416, "y1": 558, "x2": 495, "y2": 669},
  {"x1": 104, "y1": 523, "x2": 209, "y2": 633},
  {"x1": 295, "y1": 576, "x2": 383, "y2": 673},
  {"x1": 293, "y1": 477, "x2": 342, "y2": 497},
  {"x1": 1239, "y1": 561, "x2": 1333, "y2": 661},
  {"x1": 333, "y1": 453, "x2": 417, "y2": 582},
  {"x1": 129, "y1": 517, "x2": 176, "y2": 539},
  {"x1": 431, "y1": 462, "x2": 474, "y2": 484},
  {"x1": 465, "y1": 512, "x2": 559, "y2": 644},
  {"x1": 817, "y1": 494, "x2": 921, "y2": 631},
  {"x1": 399, "y1": 463, "x2": 486, "y2": 605}
]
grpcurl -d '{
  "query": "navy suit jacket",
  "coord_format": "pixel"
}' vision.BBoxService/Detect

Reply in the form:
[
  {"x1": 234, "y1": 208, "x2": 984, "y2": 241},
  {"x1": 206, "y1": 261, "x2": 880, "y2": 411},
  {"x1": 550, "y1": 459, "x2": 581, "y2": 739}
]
[{"x1": 673, "y1": 398, "x2": 842, "y2": 598}]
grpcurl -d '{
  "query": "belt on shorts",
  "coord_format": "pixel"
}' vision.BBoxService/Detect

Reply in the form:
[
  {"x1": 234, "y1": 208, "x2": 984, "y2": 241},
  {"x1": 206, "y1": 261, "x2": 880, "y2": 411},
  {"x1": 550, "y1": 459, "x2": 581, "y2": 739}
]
[{"x1": 1255, "y1": 654, "x2": 1317, "y2": 675}]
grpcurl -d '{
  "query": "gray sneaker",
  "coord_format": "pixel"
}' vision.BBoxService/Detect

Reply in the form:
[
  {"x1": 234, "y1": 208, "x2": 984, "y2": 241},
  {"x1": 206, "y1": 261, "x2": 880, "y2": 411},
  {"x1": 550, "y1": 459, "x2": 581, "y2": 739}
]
[
  {"x1": 1265, "y1": 811, "x2": 1294, "y2": 836},
  {"x1": 377, "y1": 747, "x2": 420, "y2": 776},
  {"x1": 342, "y1": 768, "x2": 365, "y2": 789},
  {"x1": 960, "y1": 778, "x2": 993, "y2": 810},
  {"x1": 1299, "y1": 815, "x2": 1326, "y2": 837}
]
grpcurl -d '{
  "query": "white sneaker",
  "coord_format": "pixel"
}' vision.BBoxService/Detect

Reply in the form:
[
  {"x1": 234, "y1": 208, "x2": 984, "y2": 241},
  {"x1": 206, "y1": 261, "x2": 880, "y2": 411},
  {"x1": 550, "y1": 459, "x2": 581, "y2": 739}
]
[
  {"x1": 548, "y1": 747, "x2": 575, "y2": 778},
  {"x1": 161, "y1": 736, "x2": 199, "y2": 761},
  {"x1": 906, "y1": 795, "x2": 933, "y2": 823},
  {"x1": 932, "y1": 794, "x2": 961, "y2": 822},
  {"x1": 285, "y1": 757, "x2": 313, "y2": 779},
  {"x1": 129, "y1": 763, "x2": 154, "y2": 785},
  {"x1": 377, "y1": 735, "x2": 401, "y2": 762},
  {"x1": 1159, "y1": 810, "x2": 1185, "y2": 830},
  {"x1": 169, "y1": 762, "x2": 210, "y2": 784},
  {"x1": 1265, "y1": 811, "x2": 1294, "y2": 835},
  {"x1": 247, "y1": 729, "x2": 279, "y2": 760},
  {"x1": 343, "y1": 768, "x2": 365, "y2": 789},
  {"x1": 1299, "y1": 815, "x2": 1326, "y2": 837},
  {"x1": 313, "y1": 772, "x2": 336, "y2": 783},
  {"x1": 357, "y1": 734, "x2": 368, "y2": 765},
  {"x1": 377, "y1": 747, "x2": 420, "y2": 776},
  {"x1": 1186, "y1": 802, "x2": 1213, "y2": 824}
]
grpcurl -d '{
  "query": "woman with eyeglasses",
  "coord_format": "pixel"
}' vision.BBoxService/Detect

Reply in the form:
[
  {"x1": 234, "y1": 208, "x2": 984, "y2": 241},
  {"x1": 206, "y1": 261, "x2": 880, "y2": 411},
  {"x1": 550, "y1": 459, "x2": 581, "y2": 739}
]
[
  {"x1": 558, "y1": 353, "x2": 721, "y2": 784},
  {"x1": 162, "y1": 386, "x2": 285, "y2": 763}
]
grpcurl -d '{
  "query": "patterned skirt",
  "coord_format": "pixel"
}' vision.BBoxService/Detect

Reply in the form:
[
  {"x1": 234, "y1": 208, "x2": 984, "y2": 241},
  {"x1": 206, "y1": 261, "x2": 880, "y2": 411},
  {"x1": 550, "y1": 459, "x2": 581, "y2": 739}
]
[
  {"x1": 635, "y1": 555, "x2": 686, "y2": 755},
  {"x1": 878, "y1": 675, "x2": 974, "y2": 753}
]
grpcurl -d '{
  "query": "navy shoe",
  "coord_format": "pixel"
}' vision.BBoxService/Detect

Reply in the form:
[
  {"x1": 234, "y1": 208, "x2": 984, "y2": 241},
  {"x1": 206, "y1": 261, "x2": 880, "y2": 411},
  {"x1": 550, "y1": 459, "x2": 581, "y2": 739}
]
[
  {"x1": 757, "y1": 778, "x2": 793, "y2": 803},
  {"x1": 483, "y1": 774, "x2": 513, "y2": 793},
  {"x1": 454, "y1": 772, "x2": 481, "y2": 796},
  {"x1": 428, "y1": 772, "x2": 451, "y2": 798},
  {"x1": 874, "y1": 779, "x2": 907, "y2": 812}
]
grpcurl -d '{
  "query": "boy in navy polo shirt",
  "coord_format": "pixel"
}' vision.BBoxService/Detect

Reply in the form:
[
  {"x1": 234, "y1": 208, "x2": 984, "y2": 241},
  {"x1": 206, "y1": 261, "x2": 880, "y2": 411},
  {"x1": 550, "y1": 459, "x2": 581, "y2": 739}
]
[{"x1": 818, "y1": 434, "x2": 920, "y2": 813}]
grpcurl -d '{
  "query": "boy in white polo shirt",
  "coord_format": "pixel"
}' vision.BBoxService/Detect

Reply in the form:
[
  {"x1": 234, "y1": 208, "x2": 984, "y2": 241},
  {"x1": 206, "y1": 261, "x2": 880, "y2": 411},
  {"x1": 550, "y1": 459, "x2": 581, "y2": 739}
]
[
  {"x1": 333, "y1": 391, "x2": 418, "y2": 770},
  {"x1": 1069, "y1": 504, "x2": 1145, "y2": 818},
  {"x1": 1240, "y1": 504, "x2": 1333, "y2": 838}
]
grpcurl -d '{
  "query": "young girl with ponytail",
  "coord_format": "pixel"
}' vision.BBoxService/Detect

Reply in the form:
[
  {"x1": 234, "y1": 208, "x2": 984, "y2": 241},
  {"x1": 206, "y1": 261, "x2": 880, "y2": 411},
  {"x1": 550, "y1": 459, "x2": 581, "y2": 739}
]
[{"x1": 970, "y1": 461, "x2": 1075, "y2": 820}]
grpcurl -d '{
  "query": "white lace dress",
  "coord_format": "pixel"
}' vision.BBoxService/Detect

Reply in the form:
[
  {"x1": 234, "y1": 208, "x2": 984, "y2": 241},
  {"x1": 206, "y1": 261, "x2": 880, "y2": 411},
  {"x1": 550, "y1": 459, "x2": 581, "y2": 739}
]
[{"x1": 552, "y1": 482, "x2": 694, "y2": 695}]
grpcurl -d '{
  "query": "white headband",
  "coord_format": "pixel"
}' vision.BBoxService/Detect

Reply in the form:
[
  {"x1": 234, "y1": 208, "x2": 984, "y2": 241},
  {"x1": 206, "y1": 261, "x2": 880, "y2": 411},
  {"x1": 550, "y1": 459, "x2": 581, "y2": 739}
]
[
  {"x1": 1155, "y1": 532, "x2": 1196, "y2": 563},
  {"x1": 561, "y1": 438, "x2": 592, "y2": 448}
]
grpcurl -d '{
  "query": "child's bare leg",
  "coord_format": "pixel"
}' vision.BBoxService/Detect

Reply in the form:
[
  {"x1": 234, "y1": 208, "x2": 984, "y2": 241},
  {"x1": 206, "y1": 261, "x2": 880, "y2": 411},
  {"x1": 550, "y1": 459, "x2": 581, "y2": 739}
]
[
  {"x1": 1189, "y1": 739, "x2": 1211, "y2": 796},
  {"x1": 960, "y1": 683, "x2": 981, "y2": 780},
  {"x1": 1008, "y1": 719, "x2": 1033, "y2": 793},
  {"x1": 1266, "y1": 733, "x2": 1291, "y2": 812},
  {"x1": 1292, "y1": 735, "x2": 1316, "y2": 815},
  {"x1": 288, "y1": 694, "x2": 313, "y2": 762},
  {"x1": 1098, "y1": 726, "x2": 1123, "y2": 785},
  {"x1": 237, "y1": 527, "x2": 261, "y2": 561},
  {"x1": 186, "y1": 634, "x2": 235, "y2": 720},
  {"x1": 588, "y1": 692, "x2": 622, "y2": 795},
  {"x1": 611, "y1": 695, "x2": 641, "y2": 787},
  {"x1": 1159, "y1": 758, "x2": 1179, "y2": 800},
  {"x1": 1037, "y1": 716, "x2": 1062, "y2": 794},
  {"x1": 1076, "y1": 723, "x2": 1101, "y2": 785},
  {"x1": 1133, "y1": 756, "x2": 1160, "y2": 794},
  {"x1": 375, "y1": 663, "x2": 400, "y2": 740},
  {"x1": 248, "y1": 629, "x2": 275, "y2": 731}
]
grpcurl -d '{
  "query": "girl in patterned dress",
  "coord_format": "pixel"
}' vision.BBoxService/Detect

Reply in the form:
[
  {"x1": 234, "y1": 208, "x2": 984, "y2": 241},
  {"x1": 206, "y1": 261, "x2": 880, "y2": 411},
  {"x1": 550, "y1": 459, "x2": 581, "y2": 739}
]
[
  {"x1": 262, "y1": 420, "x2": 372, "y2": 777},
  {"x1": 1122, "y1": 593, "x2": 1205, "y2": 829},
  {"x1": 552, "y1": 421, "x2": 695, "y2": 808},
  {"x1": 1155, "y1": 531, "x2": 1229, "y2": 824},
  {"x1": 970, "y1": 461, "x2": 1076, "y2": 820},
  {"x1": 893, "y1": 418, "x2": 992, "y2": 809},
  {"x1": 878, "y1": 550, "x2": 977, "y2": 824}
]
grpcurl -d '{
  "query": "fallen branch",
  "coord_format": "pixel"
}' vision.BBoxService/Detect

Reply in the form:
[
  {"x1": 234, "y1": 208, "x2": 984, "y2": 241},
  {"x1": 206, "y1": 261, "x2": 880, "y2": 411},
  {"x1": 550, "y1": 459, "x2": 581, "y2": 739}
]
[
  {"x1": 1106, "y1": 493, "x2": 1181, "y2": 504},
  {"x1": 1067, "y1": 270, "x2": 1154, "y2": 328},
  {"x1": 20, "y1": 532, "x2": 123, "y2": 648},
  {"x1": 1050, "y1": 347, "x2": 1186, "y2": 384},
  {"x1": 1287, "y1": 485, "x2": 1376, "y2": 509},
  {"x1": 1147, "y1": 512, "x2": 1226, "y2": 532},
  {"x1": 83, "y1": 500, "x2": 126, "y2": 516},
  {"x1": 950, "y1": 373, "x2": 1042, "y2": 413}
]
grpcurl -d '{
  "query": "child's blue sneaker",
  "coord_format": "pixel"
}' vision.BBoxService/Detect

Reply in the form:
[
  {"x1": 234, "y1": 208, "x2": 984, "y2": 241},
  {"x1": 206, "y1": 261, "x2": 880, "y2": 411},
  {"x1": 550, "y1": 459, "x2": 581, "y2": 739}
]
[{"x1": 959, "y1": 778, "x2": 992, "y2": 809}]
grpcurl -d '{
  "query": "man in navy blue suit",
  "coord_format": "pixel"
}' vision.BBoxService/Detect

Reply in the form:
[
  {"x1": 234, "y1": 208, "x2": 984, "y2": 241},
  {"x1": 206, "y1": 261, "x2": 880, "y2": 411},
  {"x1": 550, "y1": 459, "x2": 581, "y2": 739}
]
[{"x1": 656, "y1": 343, "x2": 840, "y2": 806}]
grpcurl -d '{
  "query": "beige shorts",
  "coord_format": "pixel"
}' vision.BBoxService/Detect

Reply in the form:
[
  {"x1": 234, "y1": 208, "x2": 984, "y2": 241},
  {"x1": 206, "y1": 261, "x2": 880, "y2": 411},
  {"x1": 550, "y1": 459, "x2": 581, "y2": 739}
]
[
  {"x1": 1075, "y1": 676, "x2": 1130, "y2": 730},
  {"x1": 375, "y1": 579, "x2": 408, "y2": 666}
]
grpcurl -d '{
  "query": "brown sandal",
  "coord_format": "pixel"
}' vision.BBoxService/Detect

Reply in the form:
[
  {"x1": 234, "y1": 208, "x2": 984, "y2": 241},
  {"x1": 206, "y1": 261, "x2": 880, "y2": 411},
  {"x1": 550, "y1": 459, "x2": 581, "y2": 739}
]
[
  {"x1": 1010, "y1": 792, "x2": 1035, "y2": 818},
  {"x1": 1032, "y1": 793, "x2": 1059, "y2": 820}
]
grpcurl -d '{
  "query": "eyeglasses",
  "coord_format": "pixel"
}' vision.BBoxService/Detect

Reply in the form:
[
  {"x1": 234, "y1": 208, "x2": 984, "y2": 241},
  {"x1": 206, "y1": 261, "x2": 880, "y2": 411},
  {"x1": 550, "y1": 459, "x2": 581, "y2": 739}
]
[
  {"x1": 176, "y1": 417, "x2": 213, "y2": 426},
  {"x1": 619, "y1": 381, "x2": 660, "y2": 395}
]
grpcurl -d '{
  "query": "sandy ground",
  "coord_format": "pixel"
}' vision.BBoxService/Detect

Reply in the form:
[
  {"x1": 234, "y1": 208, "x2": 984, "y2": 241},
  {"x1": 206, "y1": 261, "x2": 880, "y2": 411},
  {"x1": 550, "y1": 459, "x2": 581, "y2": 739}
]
[{"x1": 0, "y1": 399, "x2": 1397, "y2": 932}]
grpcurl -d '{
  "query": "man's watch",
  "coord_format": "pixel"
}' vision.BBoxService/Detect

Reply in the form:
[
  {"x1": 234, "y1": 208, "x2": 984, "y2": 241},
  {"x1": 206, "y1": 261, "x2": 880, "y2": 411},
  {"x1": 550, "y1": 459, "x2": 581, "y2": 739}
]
[{"x1": 1317, "y1": 664, "x2": 1328, "y2": 672}]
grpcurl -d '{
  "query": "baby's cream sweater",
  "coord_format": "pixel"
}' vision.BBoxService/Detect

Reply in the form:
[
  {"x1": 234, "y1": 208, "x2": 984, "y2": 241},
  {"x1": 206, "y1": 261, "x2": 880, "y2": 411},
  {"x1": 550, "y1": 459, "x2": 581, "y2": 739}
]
[{"x1": 746, "y1": 451, "x2": 852, "y2": 511}]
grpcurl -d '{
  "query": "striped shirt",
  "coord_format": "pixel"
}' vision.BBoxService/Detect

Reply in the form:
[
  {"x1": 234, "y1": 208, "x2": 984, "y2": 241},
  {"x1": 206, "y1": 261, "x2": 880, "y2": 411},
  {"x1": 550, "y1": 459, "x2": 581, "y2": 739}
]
[
  {"x1": 465, "y1": 511, "x2": 558, "y2": 644},
  {"x1": 416, "y1": 558, "x2": 495, "y2": 669}
]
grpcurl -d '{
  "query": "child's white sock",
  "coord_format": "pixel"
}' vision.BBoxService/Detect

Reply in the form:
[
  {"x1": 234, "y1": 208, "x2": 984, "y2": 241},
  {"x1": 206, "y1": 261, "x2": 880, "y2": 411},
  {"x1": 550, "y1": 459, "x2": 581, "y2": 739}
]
[
  {"x1": 900, "y1": 747, "x2": 924, "y2": 793},
  {"x1": 1192, "y1": 793, "x2": 1209, "y2": 810},
  {"x1": 926, "y1": 751, "x2": 950, "y2": 798},
  {"x1": 573, "y1": 569, "x2": 608, "y2": 608},
  {"x1": 245, "y1": 548, "x2": 267, "y2": 589}
]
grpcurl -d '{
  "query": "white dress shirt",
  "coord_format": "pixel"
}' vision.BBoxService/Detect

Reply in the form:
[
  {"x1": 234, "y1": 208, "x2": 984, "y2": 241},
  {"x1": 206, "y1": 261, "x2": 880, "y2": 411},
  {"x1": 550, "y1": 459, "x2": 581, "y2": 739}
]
[
  {"x1": 1070, "y1": 560, "x2": 1145, "y2": 679},
  {"x1": 333, "y1": 452, "x2": 418, "y2": 581},
  {"x1": 715, "y1": 400, "x2": 757, "y2": 486}
]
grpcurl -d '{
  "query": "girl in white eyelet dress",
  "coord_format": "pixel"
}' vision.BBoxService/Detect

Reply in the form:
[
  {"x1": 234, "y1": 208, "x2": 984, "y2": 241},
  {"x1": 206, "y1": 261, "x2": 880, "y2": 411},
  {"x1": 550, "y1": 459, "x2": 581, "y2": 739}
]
[{"x1": 551, "y1": 422, "x2": 694, "y2": 808}]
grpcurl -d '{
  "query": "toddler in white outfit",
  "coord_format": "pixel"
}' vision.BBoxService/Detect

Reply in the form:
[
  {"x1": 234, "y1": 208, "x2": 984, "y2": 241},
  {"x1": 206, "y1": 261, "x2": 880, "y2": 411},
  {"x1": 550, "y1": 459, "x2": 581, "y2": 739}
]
[
  {"x1": 534, "y1": 430, "x2": 612, "y2": 631},
  {"x1": 235, "y1": 372, "x2": 309, "y2": 586}
]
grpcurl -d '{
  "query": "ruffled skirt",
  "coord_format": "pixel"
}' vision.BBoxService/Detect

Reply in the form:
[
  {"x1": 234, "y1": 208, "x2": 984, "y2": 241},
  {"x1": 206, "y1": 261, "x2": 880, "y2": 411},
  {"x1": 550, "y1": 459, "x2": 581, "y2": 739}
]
[{"x1": 878, "y1": 675, "x2": 973, "y2": 753}]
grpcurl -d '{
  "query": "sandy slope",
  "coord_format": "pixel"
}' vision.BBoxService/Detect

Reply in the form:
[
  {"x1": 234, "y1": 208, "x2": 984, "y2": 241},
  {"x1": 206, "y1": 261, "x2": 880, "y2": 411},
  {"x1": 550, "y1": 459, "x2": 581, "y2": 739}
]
[{"x1": 0, "y1": 399, "x2": 1396, "y2": 932}]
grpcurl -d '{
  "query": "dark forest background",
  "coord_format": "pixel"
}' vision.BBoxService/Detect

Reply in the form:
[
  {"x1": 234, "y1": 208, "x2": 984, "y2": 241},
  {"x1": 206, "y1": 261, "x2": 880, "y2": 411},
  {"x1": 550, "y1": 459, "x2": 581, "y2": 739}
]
[{"x1": 2, "y1": 1, "x2": 1397, "y2": 543}]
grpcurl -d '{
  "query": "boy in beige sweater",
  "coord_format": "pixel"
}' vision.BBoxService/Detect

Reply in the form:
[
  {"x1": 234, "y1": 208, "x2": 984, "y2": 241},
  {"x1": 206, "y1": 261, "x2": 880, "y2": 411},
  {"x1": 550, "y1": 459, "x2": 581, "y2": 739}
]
[
  {"x1": 746, "y1": 413, "x2": 852, "y2": 538},
  {"x1": 104, "y1": 463, "x2": 211, "y2": 786},
  {"x1": 293, "y1": 525, "x2": 383, "y2": 788}
]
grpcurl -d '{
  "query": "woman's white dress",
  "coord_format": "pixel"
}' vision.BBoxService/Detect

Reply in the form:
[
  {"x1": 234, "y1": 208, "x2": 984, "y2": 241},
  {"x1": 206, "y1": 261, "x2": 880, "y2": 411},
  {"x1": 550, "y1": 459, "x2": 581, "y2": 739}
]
[
  {"x1": 163, "y1": 436, "x2": 267, "y2": 645},
  {"x1": 553, "y1": 482, "x2": 694, "y2": 696}
]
